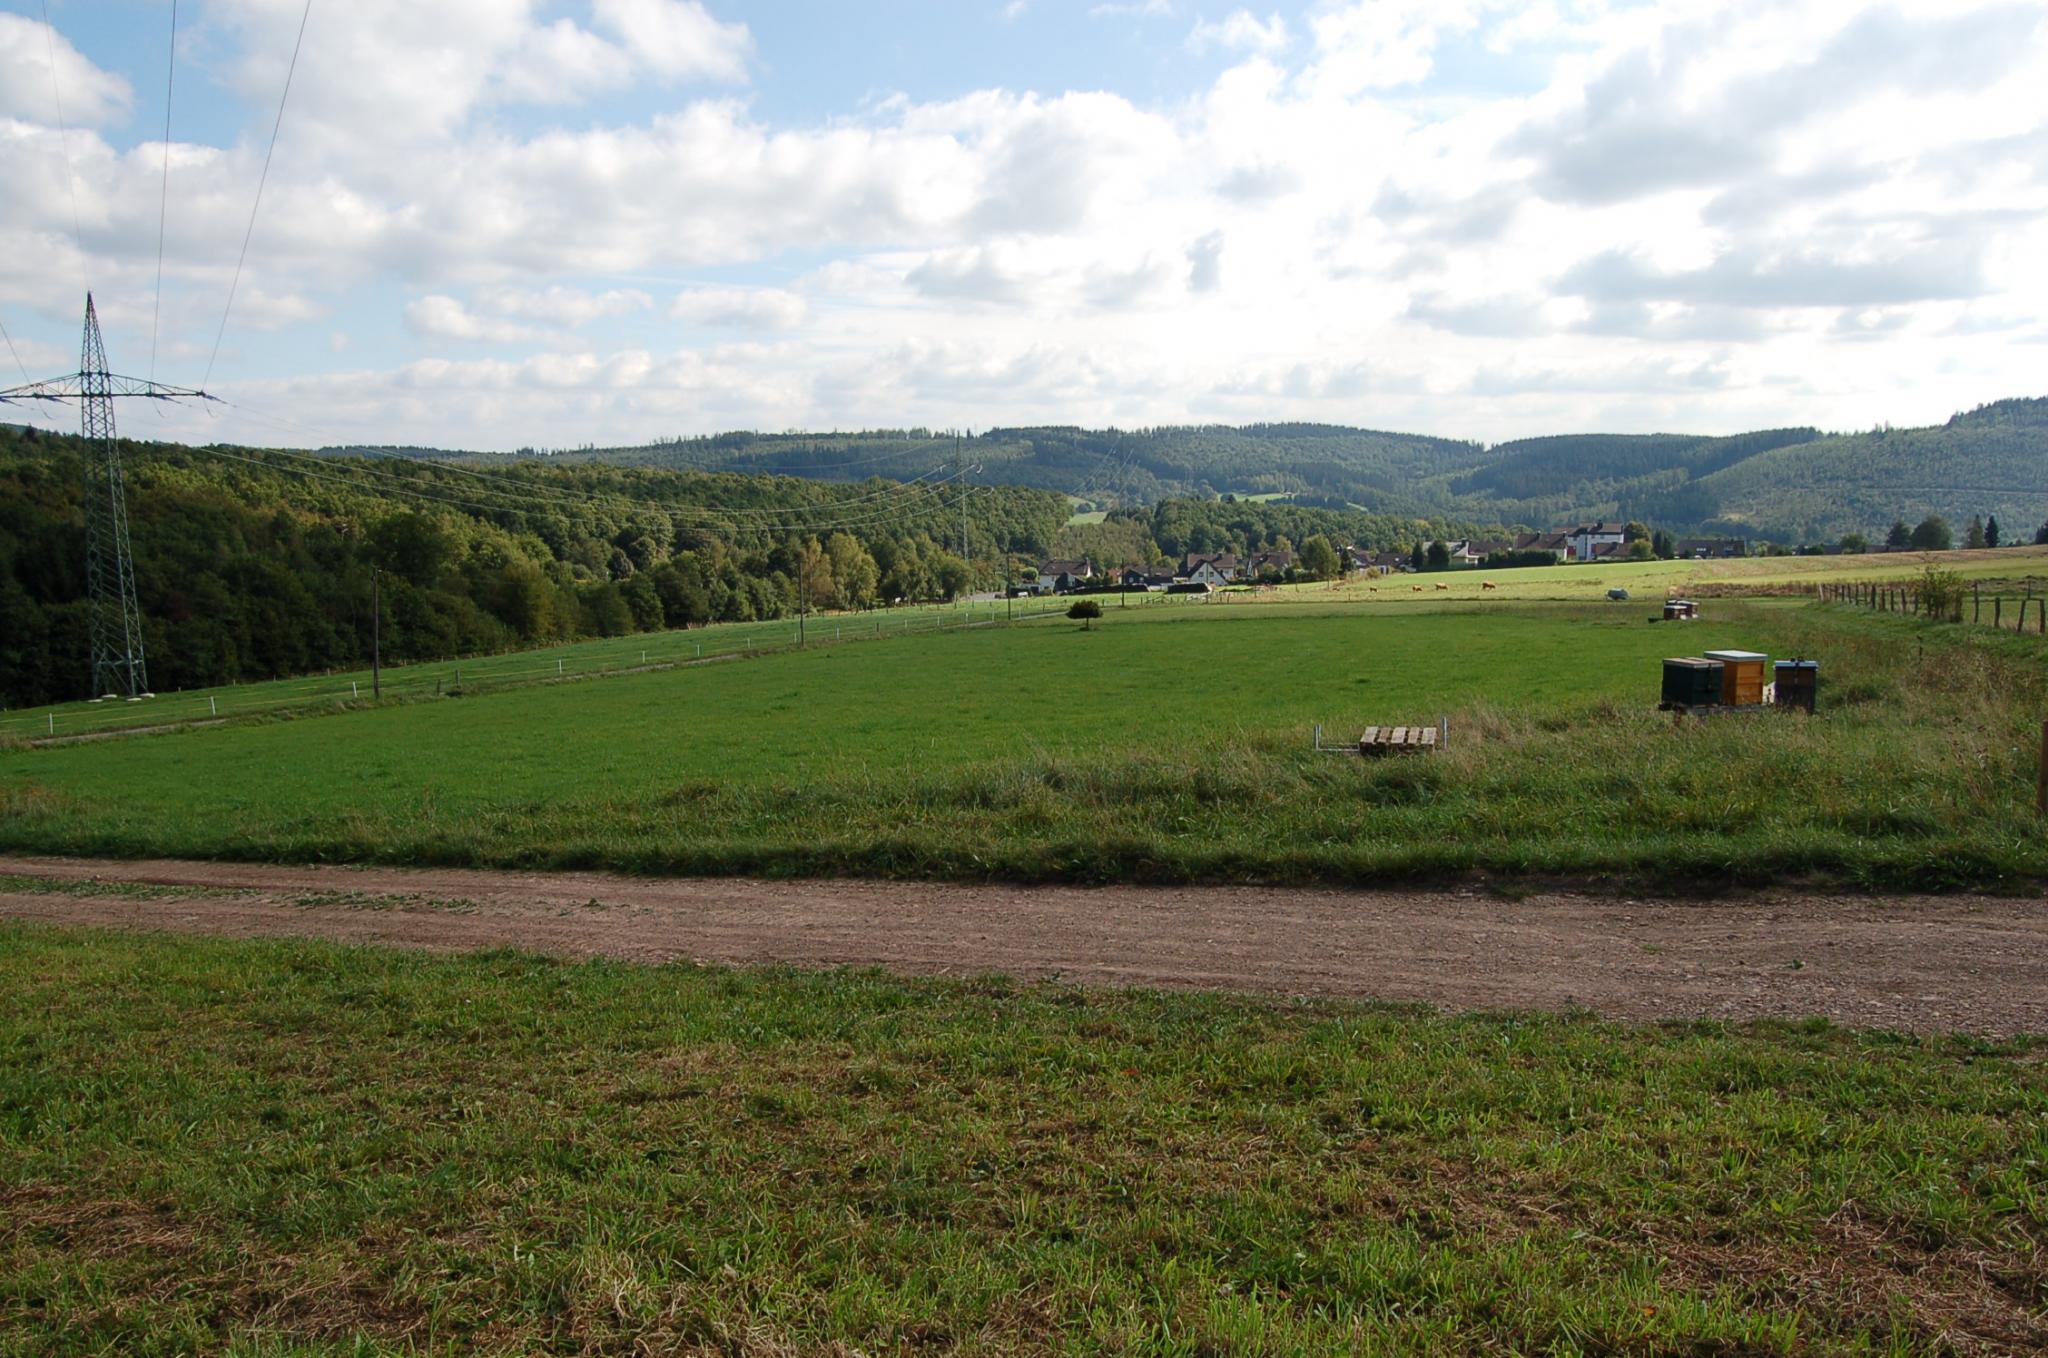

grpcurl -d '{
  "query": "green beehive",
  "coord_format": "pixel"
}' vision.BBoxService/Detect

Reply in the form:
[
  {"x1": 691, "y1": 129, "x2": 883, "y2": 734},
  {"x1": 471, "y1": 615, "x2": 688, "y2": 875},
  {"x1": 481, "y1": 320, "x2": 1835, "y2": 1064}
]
[{"x1": 1661, "y1": 657, "x2": 1724, "y2": 707}]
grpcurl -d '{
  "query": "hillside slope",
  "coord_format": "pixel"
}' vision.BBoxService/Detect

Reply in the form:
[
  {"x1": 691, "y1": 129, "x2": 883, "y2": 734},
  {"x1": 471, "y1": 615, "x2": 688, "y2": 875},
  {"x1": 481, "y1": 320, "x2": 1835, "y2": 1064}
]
[
  {"x1": 365, "y1": 423, "x2": 1493, "y2": 519},
  {"x1": 1693, "y1": 399, "x2": 2048, "y2": 542},
  {"x1": 354, "y1": 399, "x2": 2048, "y2": 542}
]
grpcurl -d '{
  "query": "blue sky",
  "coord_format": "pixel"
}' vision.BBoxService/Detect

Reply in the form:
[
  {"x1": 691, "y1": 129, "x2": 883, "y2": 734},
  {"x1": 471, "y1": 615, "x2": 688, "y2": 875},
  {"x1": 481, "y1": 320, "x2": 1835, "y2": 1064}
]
[{"x1": 2, "y1": 0, "x2": 2044, "y2": 451}]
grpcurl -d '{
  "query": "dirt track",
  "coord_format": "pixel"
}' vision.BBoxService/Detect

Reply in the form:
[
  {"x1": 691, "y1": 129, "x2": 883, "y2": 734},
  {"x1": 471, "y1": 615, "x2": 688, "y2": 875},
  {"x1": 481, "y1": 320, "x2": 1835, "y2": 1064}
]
[{"x1": 2, "y1": 855, "x2": 2043, "y2": 1033}]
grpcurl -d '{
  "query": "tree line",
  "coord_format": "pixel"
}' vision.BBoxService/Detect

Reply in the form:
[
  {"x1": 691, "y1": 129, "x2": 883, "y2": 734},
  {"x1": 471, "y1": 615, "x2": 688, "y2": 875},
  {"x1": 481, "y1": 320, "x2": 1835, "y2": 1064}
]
[{"x1": 0, "y1": 427, "x2": 1068, "y2": 707}]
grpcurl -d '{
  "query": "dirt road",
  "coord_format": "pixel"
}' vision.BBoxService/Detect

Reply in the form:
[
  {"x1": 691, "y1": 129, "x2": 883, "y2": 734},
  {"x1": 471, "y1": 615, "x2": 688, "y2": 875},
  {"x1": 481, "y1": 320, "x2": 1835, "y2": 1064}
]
[{"x1": 2, "y1": 855, "x2": 2042, "y2": 1033}]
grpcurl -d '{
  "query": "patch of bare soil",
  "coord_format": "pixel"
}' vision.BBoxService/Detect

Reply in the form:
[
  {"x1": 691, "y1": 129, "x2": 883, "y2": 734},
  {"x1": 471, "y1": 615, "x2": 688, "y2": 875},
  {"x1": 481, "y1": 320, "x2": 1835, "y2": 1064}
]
[{"x1": 1, "y1": 855, "x2": 2044, "y2": 1033}]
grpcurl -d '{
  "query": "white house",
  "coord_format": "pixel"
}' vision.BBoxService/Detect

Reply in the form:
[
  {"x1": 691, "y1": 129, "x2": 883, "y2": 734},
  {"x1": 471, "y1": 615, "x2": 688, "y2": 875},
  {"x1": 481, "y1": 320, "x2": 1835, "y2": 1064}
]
[
  {"x1": 1565, "y1": 522, "x2": 1630, "y2": 562},
  {"x1": 1035, "y1": 558, "x2": 1096, "y2": 593}
]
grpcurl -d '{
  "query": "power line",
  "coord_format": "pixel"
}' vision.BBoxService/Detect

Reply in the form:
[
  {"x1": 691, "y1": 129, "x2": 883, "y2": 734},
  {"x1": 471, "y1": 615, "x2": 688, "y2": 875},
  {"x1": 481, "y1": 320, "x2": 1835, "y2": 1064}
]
[
  {"x1": 202, "y1": 0, "x2": 314, "y2": 389},
  {"x1": 0, "y1": 316, "x2": 30, "y2": 384},
  {"x1": 39, "y1": 0, "x2": 88, "y2": 297},
  {"x1": 149, "y1": 0, "x2": 178, "y2": 383}
]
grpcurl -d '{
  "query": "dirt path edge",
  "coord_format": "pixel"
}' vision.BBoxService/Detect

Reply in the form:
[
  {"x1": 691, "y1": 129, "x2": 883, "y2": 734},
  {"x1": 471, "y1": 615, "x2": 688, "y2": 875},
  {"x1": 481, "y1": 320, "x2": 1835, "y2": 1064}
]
[{"x1": 2, "y1": 854, "x2": 2043, "y2": 1034}]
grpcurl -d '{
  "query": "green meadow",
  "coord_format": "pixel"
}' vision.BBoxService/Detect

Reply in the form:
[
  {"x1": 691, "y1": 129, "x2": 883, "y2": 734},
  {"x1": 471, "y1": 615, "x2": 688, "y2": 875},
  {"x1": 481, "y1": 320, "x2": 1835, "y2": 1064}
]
[
  {"x1": 5, "y1": 598, "x2": 2047, "y2": 889},
  {"x1": 1, "y1": 926, "x2": 2041, "y2": 1355}
]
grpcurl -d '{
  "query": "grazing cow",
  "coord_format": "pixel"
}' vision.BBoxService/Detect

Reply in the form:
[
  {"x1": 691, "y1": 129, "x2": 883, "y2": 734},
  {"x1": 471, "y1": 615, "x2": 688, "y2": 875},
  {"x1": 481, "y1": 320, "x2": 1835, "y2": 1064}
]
[
  {"x1": 1435, "y1": 582, "x2": 1450, "y2": 591},
  {"x1": 1482, "y1": 581, "x2": 1498, "y2": 590},
  {"x1": 1411, "y1": 584, "x2": 1424, "y2": 592}
]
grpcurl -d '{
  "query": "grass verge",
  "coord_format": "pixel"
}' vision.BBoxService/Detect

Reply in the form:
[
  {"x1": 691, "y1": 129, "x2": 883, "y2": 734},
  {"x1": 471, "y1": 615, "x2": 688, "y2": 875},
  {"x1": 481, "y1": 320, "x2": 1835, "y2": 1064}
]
[{"x1": 1, "y1": 927, "x2": 2042, "y2": 1355}]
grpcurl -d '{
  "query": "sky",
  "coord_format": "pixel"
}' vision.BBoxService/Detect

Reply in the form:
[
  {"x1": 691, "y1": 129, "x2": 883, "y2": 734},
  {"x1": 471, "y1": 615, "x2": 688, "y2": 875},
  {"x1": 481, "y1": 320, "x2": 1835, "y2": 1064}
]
[{"x1": 1, "y1": 0, "x2": 2044, "y2": 452}]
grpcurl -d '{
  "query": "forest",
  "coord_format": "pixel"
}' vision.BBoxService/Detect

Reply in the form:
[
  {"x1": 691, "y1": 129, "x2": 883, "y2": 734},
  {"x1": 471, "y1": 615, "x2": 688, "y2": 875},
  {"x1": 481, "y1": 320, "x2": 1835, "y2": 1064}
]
[
  {"x1": 380, "y1": 399, "x2": 2048, "y2": 545},
  {"x1": 0, "y1": 427, "x2": 1066, "y2": 707}
]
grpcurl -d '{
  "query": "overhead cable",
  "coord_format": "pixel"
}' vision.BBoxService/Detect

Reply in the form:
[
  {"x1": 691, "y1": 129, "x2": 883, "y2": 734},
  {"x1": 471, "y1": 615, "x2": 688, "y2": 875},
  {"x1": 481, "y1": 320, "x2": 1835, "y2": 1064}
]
[{"x1": 202, "y1": 0, "x2": 314, "y2": 388}]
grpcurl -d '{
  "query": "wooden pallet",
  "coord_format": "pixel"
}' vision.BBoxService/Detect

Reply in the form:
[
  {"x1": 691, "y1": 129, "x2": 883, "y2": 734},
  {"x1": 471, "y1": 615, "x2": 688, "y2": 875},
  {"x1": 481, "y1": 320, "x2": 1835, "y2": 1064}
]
[{"x1": 1359, "y1": 724, "x2": 1440, "y2": 755}]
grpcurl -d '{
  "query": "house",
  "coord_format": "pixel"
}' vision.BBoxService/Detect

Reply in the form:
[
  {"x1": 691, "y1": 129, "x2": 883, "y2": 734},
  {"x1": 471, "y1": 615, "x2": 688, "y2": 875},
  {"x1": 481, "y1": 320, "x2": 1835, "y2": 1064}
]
[
  {"x1": 1348, "y1": 547, "x2": 1409, "y2": 573},
  {"x1": 1466, "y1": 539, "x2": 1514, "y2": 561},
  {"x1": 1245, "y1": 549, "x2": 1295, "y2": 578},
  {"x1": 1119, "y1": 565, "x2": 1175, "y2": 589},
  {"x1": 1188, "y1": 558, "x2": 1237, "y2": 587},
  {"x1": 1439, "y1": 540, "x2": 1486, "y2": 565},
  {"x1": 1182, "y1": 551, "x2": 1244, "y2": 581},
  {"x1": 1565, "y1": 522, "x2": 1630, "y2": 562},
  {"x1": 1513, "y1": 531, "x2": 1571, "y2": 561},
  {"x1": 1677, "y1": 537, "x2": 1746, "y2": 559},
  {"x1": 1035, "y1": 558, "x2": 1096, "y2": 593}
]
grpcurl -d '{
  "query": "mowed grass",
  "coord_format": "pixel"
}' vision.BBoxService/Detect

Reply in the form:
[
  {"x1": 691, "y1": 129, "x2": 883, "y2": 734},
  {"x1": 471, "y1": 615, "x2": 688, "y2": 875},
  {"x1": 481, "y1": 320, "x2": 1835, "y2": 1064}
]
[
  {"x1": 5, "y1": 599, "x2": 2048, "y2": 888},
  {"x1": 1, "y1": 926, "x2": 2042, "y2": 1356},
  {"x1": 0, "y1": 594, "x2": 1064, "y2": 743}
]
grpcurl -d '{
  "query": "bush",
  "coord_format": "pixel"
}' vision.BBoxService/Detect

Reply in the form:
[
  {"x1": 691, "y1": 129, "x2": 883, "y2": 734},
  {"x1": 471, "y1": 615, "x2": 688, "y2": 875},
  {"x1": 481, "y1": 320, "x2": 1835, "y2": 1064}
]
[
  {"x1": 1067, "y1": 600, "x2": 1103, "y2": 620},
  {"x1": 1919, "y1": 566, "x2": 1966, "y2": 622}
]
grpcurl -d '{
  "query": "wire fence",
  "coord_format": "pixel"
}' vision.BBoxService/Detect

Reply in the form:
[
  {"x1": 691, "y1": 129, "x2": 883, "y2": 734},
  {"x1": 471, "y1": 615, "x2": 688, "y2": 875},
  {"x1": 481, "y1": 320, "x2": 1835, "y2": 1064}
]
[{"x1": 2, "y1": 592, "x2": 1183, "y2": 743}]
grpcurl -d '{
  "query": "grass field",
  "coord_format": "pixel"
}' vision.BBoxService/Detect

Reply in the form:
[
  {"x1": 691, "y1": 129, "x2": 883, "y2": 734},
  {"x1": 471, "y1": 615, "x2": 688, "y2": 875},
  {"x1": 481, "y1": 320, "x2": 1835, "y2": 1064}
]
[
  {"x1": 6, "y1": 595, "x2": 2048, "y2": 889},
  {"x1": 0, "y1": 596, "x2": 1076, "y2": 743},
  {"x1": 1, "y1": 925, "x2": 2041, "y2": 1356}
]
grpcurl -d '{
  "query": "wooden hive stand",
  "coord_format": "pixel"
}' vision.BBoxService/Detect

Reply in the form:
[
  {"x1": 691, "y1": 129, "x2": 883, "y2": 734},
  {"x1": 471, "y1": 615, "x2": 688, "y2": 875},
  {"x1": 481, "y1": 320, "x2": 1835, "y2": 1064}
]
[{"x1": 1359, "y1": 724, "x2": 1441, "y2": 756}]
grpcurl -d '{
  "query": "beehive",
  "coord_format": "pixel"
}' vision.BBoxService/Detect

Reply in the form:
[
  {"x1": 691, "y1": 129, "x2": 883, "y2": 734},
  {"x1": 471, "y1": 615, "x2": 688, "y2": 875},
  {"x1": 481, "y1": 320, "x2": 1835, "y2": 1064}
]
[
  {"x1": 1774, "y1": 659, "x2": 1818, "y2": 713},
  {"x1": 1661, "y1": 657, "x2": 1724, "y2": 707},
  {"x1": 1704, "y1": 649, "x2": 1768, "y2": 706}
]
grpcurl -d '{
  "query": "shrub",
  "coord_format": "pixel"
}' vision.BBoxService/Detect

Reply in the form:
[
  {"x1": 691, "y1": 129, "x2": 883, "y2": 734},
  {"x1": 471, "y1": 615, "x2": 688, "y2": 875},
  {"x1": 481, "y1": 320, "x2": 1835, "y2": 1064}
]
[
  {"x1": 1918, "y1": 565, "x2": 1966, "y2": 622},
  {"x1": 1067, "y1": 600, "x2": 1103, "y2": 620}
]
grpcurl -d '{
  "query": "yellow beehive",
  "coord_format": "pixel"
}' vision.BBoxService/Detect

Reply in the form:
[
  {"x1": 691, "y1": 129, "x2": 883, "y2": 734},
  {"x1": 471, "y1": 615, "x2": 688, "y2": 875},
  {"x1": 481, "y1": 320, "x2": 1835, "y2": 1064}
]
[{"x1": 1704, "y1": 650, "x2": 1767, "y2": 706}]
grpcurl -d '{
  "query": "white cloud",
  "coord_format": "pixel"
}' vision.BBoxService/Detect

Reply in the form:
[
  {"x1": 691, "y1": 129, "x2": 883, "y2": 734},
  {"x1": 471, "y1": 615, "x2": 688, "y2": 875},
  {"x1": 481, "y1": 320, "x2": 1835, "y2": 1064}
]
[
  {"x1": 404, "y1": 295, "x2": 544, "y2": 344},
  {"x1": 670, "y1": 287, "x2": 808, "y2": 329},
  {"x1": 478, "y1": 285, "x2": 653, "y2": 327},
  {"x1": 0, "y1": 15, "x2": 132, "y2": 128},
  {"x1": 1187, "y1": 10, "x2": 1289, "y2": 56},
  {"x1": 591, "y1": 0, "x2": 752, "y2": 82},
  {"x1": 8, "y1": 0, "x2": 2048, "y2": 446}
]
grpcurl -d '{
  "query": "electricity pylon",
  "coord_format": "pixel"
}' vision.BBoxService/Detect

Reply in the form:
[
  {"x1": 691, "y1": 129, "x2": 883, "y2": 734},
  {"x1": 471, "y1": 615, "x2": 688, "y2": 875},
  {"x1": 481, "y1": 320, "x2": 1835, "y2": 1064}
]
[{"x1": 1, "y1": 294, "x2": 217, "y2": 698}]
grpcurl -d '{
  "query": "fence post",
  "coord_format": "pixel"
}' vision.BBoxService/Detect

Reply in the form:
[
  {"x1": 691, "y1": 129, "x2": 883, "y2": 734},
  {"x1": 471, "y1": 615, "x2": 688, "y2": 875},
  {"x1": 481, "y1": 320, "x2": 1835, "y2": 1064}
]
[
  {"x1": 1996, "y1": 597, "x2": 2003, "y2": 628},
  {"x1": 2038, "y1": 720, "x2": 2047, "y2": 817}
]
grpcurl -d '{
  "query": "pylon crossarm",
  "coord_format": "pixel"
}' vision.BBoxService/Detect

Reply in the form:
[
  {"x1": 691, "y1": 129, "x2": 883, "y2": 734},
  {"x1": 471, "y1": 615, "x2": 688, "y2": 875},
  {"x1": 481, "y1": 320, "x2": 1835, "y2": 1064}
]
[{"x1": 0, "y1": 372, "x2": 215, "y2": 404}]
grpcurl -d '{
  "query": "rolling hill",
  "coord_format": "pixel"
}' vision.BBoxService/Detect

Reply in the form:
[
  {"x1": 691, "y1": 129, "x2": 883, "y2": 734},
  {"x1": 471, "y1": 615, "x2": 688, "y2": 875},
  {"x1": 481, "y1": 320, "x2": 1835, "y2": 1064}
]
[{"x1": 349, "y1": 398, "x2": 2048, "y2": 544}]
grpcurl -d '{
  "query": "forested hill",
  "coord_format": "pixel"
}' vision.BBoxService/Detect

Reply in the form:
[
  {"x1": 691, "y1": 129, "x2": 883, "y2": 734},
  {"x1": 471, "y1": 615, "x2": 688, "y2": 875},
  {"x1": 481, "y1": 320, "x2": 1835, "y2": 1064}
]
[
  {"x1": 349, "y1": 423, "x2": 1494, "y2": 519},
  {"x1": 0, "y1": 427, "x2": 1064, "y2": 707},
  {"x1": 350, "y1": 399, "x2": 2048, "y2": 542},
  {"x1": 1691, "y1": 399, "x2": 2048, "y2": 543}
]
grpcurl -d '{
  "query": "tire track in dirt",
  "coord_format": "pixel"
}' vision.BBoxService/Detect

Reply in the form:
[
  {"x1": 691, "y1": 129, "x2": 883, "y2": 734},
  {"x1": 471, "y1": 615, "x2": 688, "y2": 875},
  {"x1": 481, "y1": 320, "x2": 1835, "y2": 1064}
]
[{"x1": 1, "y1": 855, "x2": 2042, "y2": 1033}]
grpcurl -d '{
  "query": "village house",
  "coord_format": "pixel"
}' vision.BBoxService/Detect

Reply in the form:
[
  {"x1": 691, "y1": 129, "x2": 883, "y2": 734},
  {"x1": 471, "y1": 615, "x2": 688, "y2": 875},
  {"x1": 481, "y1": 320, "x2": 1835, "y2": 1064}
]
[
  {"x1": 1245, "y1": 549, "x2": 1295, "y2": 578},
  {"x1": 1512, "y1": 531, "x2": 1571, "y2": 561},
  {"x1": 1677, "y1": 537, "x2": 1747, "y2": 559},
  {"x1": 1118, "y1": 565, "x2": 1175, "y2": 589},
  {"x1": 1181, "y1": 551, "x2": 1242, "y2": 580},
  {"x1": 1565, "y1": 522, "x2": 1630, "y2": 562},
  {"x1": 1034, "y1": 558, "x2": 1096, "y2": 593}
]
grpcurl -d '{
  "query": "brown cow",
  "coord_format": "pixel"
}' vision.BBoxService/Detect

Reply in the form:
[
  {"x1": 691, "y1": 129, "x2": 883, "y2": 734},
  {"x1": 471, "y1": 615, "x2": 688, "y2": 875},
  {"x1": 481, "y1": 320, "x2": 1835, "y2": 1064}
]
[
  {"x1": 1482, "y1": 581, "x2": 1498, "y2": 590},
  {"x1": 1435, "y1": 582, "x2": 1450, "y2": 591},
  {"x1": 1411, "y1": 584, "x2": 1424, "y2": 592}
]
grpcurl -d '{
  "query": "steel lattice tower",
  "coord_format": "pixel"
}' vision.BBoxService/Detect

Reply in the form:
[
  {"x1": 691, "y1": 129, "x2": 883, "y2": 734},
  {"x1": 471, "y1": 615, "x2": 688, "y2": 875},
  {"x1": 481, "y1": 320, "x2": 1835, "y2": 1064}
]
[
  {"x1": 79, "y1": 295, "x2": 149, "y2": 699},
  {"x1": 0, "y1": 295, "x2": 216, "y2": 699}
]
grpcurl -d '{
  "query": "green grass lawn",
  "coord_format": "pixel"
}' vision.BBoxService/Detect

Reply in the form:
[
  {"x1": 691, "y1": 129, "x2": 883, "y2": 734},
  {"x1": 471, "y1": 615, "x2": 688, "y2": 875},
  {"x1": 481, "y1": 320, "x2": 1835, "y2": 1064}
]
[
  {"x1": 0, "y1": 595, "x2": 1070, "y2": 743},
  {"x1": 5, "y1": 599, "x2": 2048, "y2": 888},
  {"x1": 1, "y1": 927, "x2": 2040, "y2": 1355}
]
